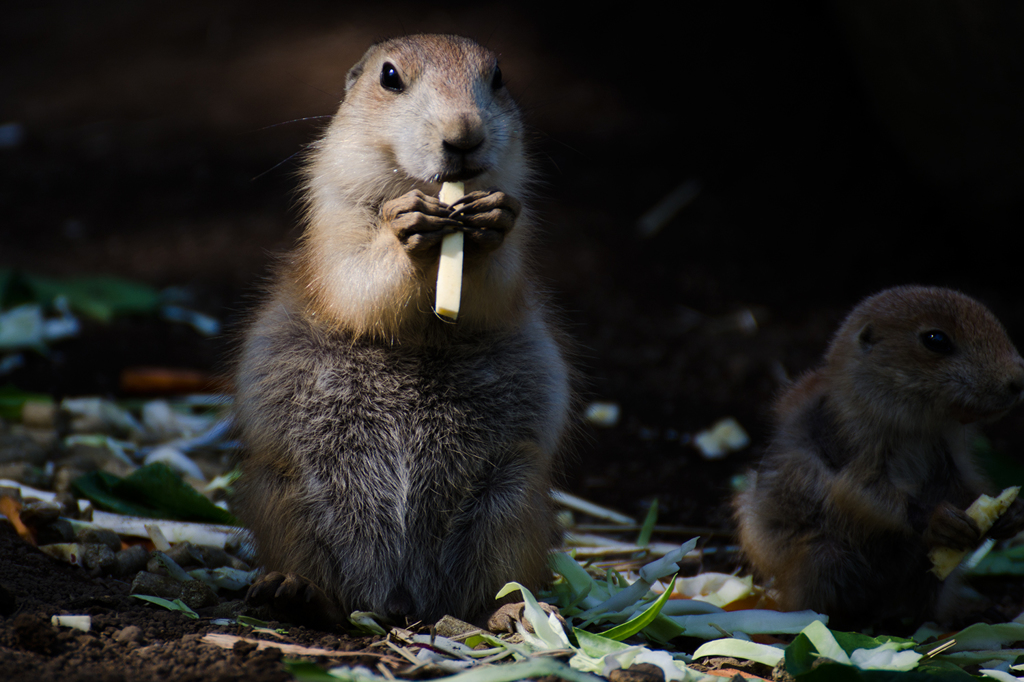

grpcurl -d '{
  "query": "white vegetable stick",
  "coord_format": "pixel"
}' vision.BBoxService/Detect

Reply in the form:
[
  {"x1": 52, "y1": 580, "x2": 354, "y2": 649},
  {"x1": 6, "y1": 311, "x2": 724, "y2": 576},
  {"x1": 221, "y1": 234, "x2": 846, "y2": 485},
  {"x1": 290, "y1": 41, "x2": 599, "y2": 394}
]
[
  {"x1": 550, "y1": 489, "x2": 636, "y2": 525},
  {"x1": 146, "y1": 524, "x2": 172, "y2": 552},
  {"x1": 929, "y1": 486, "x2": 1020, "y2": 579},
  {"x1": 74, "y1": 511, "x2": 243, "y2": 549},
  {"x1": 52, "y1": 615, "x2": 92, "y2": 632},
  {"x1": 435, "y1": 181, "x2": 465, "y2": 321}
]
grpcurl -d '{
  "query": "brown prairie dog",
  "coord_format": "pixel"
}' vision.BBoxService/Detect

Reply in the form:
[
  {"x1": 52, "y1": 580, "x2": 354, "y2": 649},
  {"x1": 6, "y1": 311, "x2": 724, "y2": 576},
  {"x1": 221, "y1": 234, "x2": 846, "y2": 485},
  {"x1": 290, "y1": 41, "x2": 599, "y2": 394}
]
[
  {"x1": 735, "y1": 285, "x2": 1024, "y2": 627},
  {"x1": 231, "y1": 34, "x2": 572, "y2": 624}
]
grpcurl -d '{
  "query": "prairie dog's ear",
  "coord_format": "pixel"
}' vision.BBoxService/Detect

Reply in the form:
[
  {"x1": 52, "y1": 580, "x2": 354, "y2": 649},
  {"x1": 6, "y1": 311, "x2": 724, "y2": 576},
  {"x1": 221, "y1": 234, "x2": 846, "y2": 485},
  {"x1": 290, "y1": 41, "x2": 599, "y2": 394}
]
[
  {"x1": 345, "y1": 56, "x2": 370, "y2": 93},
  {"x1": 858, "y1": 324, "x2": 875, "y2": 353}
]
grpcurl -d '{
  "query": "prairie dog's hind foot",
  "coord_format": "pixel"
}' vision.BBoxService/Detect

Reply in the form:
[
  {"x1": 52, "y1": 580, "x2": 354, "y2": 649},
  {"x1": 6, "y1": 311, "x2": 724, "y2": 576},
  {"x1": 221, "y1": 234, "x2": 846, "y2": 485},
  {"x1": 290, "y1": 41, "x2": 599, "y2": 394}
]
[
  {"x1": 484, "y1": 600, "x2": 565, "y2": 635},
  {"x1": 246, "y1": 571, "x2": 348, "y2": 628}
]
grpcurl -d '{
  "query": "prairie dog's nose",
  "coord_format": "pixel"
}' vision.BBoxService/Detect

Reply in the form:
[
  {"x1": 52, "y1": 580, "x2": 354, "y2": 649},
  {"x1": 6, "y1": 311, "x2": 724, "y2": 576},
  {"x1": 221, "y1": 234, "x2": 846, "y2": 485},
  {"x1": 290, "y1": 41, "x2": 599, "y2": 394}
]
[{"x1": 442, "y1": 113, "x2": 485, "y2": 153}]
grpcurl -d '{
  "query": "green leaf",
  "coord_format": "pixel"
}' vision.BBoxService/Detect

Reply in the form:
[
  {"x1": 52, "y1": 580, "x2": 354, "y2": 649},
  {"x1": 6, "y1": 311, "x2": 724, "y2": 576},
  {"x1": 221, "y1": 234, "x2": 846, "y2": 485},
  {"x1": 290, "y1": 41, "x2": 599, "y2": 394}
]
[
  {"x1": 573, "y1": 627, "x2": 630, "y2": 656},
  {"x1": 637, "y1": 498, "x2": 658, "y2": 547},
  {"x1": 801, "y1": 621, "x2": 852, "y2": 665},
  {"x1": 348, "y1": 612, "x2": 387, "y2": 636},
  {"x1": 72, "y1": 462, "x2": 238, "y2": 524},
  {"x1": 0, "y1": 269, "x2": 161, "y2": 322},
  {"x1": 914, "y1": 660, "x2": 980, "y2": 681},
  {"x1": 0, "y1": 270, "x2": 27, "y2": 308},
  {"x1": 22, "y1": 272, "x2": 160, "y2": 322},
  {"x1": 638, "y1": 614, "x2": 686, "y2": 646},
  {"x1": 920, "y1": 622, "x2": 1024, "y2": 653},
  {"x1": 599, "y1": 574, "x2": 677, "y2": 641},
  {"x1": 786, "y1": 632, "x2": 818, "y2": 677},
  {"x1": 546, "y1": 552, "x2": 599, "y2": 615},
  {"x1": 284, "y1": 660, "x2": 342, "y2": 682},
  {"x1": 693, "y1": 638, "x2": 785, "y2": 667},
  {"x1": 833, "y1": 631, "x2": 917, "y2": 655},
  {"x1": 794, "y1": 662, "x2": 863, "y2": 681},
  {"x1": 972, "y1": 545, "x2": 1024, "y2": 576},
  {"x1": 131, "y1": 594, "x2": 199, "y2": 619},
  {"x1": 797, "y1": 664, "x2": 973, "y2": 681},
  {"x1": 495, "y1": 582, "x2": 570, "y2": 649},
  {"x1": 785, "y1": 625, "x2": 976, "y2": 680},
  {"x1": 0, "y1": 384, "x2": 52, "y2": 421}
]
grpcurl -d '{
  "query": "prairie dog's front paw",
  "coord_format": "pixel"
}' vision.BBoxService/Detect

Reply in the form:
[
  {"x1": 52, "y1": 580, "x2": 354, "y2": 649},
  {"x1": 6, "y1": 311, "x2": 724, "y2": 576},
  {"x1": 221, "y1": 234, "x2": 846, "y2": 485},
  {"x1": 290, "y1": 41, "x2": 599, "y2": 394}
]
[
  {"x1": 989, "y1": 498, "x2": 1024, "y2": 539},
  {"x1": 924, "y1": 501, "x2": 981, "y2": 551},
  {"x1": 449, "y1": 189, "x2": 520, "y2": 255},
  {"x1": 382, "y1": 190, "x2": 459, "y2": 256}
]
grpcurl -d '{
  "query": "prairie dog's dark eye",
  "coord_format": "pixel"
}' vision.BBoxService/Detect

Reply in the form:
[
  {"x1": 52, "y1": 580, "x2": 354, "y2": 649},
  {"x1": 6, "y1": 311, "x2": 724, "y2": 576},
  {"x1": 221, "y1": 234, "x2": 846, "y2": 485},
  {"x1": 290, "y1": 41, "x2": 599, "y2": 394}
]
[
  {"x1": 491, "y1": 65, "x2": 503, "y2": 90},
  {"x1": 380, "y1": 62, "x2": 404, "y2": 92},
  {"x1": 920, "y1": 329, "x2": 955, "y2": 355}
]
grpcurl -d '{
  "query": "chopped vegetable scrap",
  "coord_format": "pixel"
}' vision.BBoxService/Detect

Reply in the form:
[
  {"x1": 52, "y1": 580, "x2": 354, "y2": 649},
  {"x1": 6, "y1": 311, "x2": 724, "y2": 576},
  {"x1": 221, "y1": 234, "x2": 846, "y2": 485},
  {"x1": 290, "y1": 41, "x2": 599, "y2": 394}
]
[{"x1": 929, "y1": 486, "x2": 1020, "y2": 579}]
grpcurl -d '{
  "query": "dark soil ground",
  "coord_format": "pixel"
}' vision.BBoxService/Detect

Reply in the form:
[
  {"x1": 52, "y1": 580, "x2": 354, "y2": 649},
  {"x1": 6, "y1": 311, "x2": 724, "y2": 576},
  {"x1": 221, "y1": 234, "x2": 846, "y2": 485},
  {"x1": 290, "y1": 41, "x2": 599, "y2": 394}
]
[{"x1": 3, "y1": 1, "x2": 1024, "y2": 679}]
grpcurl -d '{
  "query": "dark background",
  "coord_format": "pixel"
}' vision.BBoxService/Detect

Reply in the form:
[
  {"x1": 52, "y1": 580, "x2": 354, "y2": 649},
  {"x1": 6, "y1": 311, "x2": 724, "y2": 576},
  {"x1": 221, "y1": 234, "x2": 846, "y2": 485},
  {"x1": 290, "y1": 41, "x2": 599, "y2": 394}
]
[{"x1": 4, "y1": 0, "x2": 1024, "y2": 532}]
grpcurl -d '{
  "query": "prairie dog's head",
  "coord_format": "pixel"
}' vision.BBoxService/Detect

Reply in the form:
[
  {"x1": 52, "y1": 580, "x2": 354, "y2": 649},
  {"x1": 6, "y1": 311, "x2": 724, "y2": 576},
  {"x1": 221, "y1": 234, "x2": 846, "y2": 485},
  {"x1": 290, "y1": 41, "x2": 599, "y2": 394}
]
[
  {"x1": 825, "y1": 286, "x2": 1024, "y2": 428},
  {"x1": 311, "y1": 34, "x2": 528, "y2": 203}
]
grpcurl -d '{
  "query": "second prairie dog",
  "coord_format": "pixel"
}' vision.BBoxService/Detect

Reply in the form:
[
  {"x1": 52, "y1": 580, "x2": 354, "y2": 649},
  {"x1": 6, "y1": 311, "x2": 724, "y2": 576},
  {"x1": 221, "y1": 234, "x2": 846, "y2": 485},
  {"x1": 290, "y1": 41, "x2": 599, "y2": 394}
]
[
  {"x1": 735, "y1": 285, "x2": 1024, "y2": 627},
  {"x1": 232, "y1": 34, "x2": 572, "y2": 624}
]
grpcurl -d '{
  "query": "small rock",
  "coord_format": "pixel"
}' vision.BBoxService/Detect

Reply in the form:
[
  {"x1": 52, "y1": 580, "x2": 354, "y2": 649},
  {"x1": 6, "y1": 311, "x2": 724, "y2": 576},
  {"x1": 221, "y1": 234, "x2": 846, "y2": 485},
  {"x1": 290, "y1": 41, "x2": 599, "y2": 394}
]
[
  {"x1": 203, "y1": 599, "x2": 246, "y2": 620},
  {"x1": 255, "y1": 646, "x2": 283, "y2": 662},
  {"x1": 130, "y1": 571, "x2": 182, "y2": 599},
  {"x1": 773, "y1": 658, "x2": 796, "y2": 682},
  {"x1": 114, "y1": 545, "x2": 150, "y2": 577},
  {"x1": 608, "y1": 663, "x2": 665, "y2": 682},
  {"x1": 165, "y1": 542, "x2": 204, "y2": 569},
  {"x1": 115, "y1": 625, "x2": 145, "y2": 645},
  {"x1": 75, "y1": 633, "x2": 102, "y2": 649},
  {"x1": 76, "y1": 528, "x2": 123, "y2": 553},
  {"x1": 80, "y1": 543, "x2": 117, "y2": 575},
  {"x1": 232, "y1": 639, "x2": 259, "y2": 657},
  {"x1": 35, "y1": 518, "x2": 75, "y2": 545},
  {"x1": 435, "y1": 615, "x2": 483, "y2": 639},
  {"x1": 0, "y1": 432, "x2": 48, "y2": 466},
  {"x1": 54, "y1": 492, "x2": 83, "y2": 519},
  {"x1": 20, "y1": 400, "x2": 56, "y2": 428},
  {"x1": 195, "y1": 544, "x2": 249, "y2": 570},
  {"x1": 178, "y1": 579, "x2": 219, "y2": 610},
  {"x1": 18, "y1": 500, "x2": 62, "y2": 525}
]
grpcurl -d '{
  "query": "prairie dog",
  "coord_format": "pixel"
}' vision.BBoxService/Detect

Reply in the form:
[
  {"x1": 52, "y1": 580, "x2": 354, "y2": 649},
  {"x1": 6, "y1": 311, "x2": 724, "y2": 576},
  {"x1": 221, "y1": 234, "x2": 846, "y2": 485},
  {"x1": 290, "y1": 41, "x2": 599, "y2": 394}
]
[
  {"x1": 232, "y1": 34, "x2": 572, "y2": 624},
  {"x1": 735, "y1": 286, "x2": 1024, "y2": 627}
]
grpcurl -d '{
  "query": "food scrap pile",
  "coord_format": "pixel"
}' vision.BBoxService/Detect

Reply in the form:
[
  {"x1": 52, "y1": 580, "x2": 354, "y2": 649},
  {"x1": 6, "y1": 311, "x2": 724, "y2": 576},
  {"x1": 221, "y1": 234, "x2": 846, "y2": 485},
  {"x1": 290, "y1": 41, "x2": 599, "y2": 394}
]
[{"x1": 0, "y1": 382, "x2": 1023, "y2": 681}]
